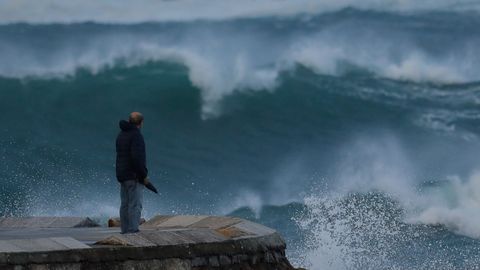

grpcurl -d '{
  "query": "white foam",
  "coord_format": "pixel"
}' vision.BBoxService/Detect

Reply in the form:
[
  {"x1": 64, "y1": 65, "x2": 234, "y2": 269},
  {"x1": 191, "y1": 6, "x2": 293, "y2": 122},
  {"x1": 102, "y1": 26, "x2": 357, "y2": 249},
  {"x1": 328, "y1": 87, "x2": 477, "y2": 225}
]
[
  {"x1": 414, "y1": 109, "x2": 479, "y2": 140},
  {"x1": 409, "y1": 172, "x2": 480, "y2": 238},
  {"x1": 383, "y1": 53, "x2": 466, "y2": 82},
  {"x1": 290, "y1": 35, "x2": 477, "y2": 85}
]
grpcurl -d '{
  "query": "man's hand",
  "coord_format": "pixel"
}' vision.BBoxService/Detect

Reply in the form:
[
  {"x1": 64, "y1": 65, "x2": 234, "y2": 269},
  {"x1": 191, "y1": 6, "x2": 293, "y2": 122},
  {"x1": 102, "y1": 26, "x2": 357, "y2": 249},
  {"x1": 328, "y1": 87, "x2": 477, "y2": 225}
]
[{"x1": 143, "y1": 177, "x2": 150, "y2": 185}]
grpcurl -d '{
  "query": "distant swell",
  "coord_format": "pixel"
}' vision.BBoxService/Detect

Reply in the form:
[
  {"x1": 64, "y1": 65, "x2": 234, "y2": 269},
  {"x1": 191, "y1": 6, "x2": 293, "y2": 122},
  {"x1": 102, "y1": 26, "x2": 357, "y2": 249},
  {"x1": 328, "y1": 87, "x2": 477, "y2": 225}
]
[{"x1": 1, "y1": 0, "x2": 480, "y2": 24}]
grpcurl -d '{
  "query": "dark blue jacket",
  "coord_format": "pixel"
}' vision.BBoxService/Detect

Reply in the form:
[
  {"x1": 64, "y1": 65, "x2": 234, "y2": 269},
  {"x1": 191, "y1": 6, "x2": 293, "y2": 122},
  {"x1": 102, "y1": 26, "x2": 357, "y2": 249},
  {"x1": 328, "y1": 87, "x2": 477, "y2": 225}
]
[{"x1": 116, "y1": 120, "x2": 148, "y2": 182}]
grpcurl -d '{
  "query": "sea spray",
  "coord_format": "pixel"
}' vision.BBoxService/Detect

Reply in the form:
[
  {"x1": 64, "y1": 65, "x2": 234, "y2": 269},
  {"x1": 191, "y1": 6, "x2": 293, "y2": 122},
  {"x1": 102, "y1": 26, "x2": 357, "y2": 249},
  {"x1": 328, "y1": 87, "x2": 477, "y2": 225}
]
[
  {"x1": 293, "y1": 187, "x2": 480, "y2": 269},
  {"x1": 296, "y1": 192, "x2": 408, "y2": 269}
]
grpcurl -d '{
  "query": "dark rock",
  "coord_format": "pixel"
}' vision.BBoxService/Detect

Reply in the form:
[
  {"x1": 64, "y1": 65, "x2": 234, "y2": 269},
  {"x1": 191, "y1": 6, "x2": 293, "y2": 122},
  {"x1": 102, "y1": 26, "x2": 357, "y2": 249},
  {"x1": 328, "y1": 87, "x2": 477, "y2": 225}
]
[
  {"x1": 264, "y1": 252, "x2": 276, "y2": 263},
  {"x1": 191, "y1": 257, "x2": 207, "y2": 267},
  {"x1": 209, "y1": 256, "x2": 220, "y2": 267},
  {"x1": 219, "y1": 255, "x2": 231, "y2": 265}
]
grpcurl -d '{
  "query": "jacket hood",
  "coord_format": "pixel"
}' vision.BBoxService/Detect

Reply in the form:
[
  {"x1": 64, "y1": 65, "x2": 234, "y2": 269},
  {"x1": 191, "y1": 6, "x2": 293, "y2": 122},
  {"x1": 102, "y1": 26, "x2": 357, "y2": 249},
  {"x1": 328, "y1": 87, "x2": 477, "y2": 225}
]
[{"x1": 119, "y1": 120, "x2": 137, "y2": 131}]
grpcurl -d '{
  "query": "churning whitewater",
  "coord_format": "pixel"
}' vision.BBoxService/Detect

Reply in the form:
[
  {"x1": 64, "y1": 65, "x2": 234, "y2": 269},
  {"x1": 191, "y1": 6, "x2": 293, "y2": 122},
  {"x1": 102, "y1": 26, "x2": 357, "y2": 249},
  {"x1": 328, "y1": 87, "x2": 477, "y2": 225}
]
[{"x1": 1, "y1": 1, "x2": 480, "y2": 269}]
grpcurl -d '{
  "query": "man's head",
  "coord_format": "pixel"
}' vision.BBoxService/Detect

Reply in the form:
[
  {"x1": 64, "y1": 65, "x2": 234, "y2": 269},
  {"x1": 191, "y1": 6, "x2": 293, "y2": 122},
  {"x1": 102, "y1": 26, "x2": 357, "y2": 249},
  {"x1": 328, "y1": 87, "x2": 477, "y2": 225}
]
[{"x1": 129, "y1": 112, "x2": 144, "y2": 128}]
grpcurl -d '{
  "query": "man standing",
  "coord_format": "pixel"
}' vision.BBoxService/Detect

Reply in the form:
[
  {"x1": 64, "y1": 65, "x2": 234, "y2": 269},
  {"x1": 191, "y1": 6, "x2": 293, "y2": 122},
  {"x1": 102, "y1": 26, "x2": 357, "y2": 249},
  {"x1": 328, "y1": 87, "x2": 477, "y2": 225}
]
[{"x1": 116, "y1": 112, "x2": 149, "y2": 234}]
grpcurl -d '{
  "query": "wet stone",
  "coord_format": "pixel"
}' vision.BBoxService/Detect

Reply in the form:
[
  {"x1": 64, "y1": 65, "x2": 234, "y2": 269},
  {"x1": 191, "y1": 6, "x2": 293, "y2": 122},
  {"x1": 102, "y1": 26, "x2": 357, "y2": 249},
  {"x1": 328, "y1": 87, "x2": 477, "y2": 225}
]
[
  {"x1": 265, "y1": 252, "x2": 276, "y2": 263},
  {"x1": 250, "y1": 254, "x2": 260, "y2": 265},
  {"x1": 191, "y1": 257, "x2": 208, "y2": 267},
  {"x1": 232, "y1": 254, "x2": 249, "y2": 264},
  {"x1": 273, "y1": 251, "x2": 284, "y2": 262},
  {"x1": 219, "y1": 255, "x2": 231, "y2": 265},
  {"x1": 209, "y1": 256, "x2": 220, "y2": 267}
]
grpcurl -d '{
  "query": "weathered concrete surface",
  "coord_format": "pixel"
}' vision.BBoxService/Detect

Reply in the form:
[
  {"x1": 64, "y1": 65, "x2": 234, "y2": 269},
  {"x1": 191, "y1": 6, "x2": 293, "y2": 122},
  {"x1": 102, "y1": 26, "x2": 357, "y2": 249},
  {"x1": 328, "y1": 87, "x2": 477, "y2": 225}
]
[
  {"x1": 0, "y1": 217, "x2": 99, "y2": 228},
  {"x1": 0, "y1": 237, "x2": 90, "y2": 252},
  {"x1": 0, "y1": 215, "x2": 297, "y2": 270},
  {"x1": 0, "y1": 227, "x2": 121, "y2": 244}
]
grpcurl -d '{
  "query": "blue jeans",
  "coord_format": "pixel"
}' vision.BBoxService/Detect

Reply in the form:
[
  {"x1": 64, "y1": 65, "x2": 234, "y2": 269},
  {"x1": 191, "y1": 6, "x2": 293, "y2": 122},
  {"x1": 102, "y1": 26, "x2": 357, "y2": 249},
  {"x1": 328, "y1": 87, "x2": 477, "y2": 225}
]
[{"x1": 120, "y1": 180, "x2": 143, "y2": 234}]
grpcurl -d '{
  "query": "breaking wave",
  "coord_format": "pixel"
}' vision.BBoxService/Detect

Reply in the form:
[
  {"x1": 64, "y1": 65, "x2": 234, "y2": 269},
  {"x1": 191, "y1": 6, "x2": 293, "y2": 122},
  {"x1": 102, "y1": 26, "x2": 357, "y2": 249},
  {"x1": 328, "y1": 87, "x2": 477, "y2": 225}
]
[{"x1": 1, "y1": 10, "x2": 480, "y2": 117}]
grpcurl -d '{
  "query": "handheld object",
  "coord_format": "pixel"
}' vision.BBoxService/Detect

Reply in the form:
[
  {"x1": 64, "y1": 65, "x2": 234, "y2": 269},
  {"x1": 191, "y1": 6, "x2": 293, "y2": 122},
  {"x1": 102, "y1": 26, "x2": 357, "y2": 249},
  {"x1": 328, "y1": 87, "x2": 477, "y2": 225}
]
[{"x1": 145, "y1": 181, "x2": 159, "y2": 194}]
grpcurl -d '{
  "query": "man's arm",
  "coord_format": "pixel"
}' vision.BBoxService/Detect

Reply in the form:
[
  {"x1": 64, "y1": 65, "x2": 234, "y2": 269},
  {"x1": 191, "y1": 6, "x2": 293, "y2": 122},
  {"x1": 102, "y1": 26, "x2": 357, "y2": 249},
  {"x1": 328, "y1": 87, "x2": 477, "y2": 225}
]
[{"x1": 131, "y1": 132, "x2": 148, "y2": 182}]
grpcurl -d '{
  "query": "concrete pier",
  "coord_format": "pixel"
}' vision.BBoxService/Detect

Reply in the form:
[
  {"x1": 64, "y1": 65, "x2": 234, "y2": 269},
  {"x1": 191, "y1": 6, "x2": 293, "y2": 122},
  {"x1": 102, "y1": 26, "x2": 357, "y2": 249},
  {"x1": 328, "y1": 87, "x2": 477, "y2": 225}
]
[{"x1": 0, "y1": 215, "x2": 296, "y2": 269}]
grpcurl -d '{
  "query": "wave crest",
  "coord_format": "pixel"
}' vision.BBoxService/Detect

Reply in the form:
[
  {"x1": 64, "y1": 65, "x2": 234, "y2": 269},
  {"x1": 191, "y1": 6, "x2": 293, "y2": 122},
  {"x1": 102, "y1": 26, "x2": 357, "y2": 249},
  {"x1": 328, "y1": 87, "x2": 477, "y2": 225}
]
[{"x1": 1, "y1": 11, "x2": 480, "y2": 117}]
